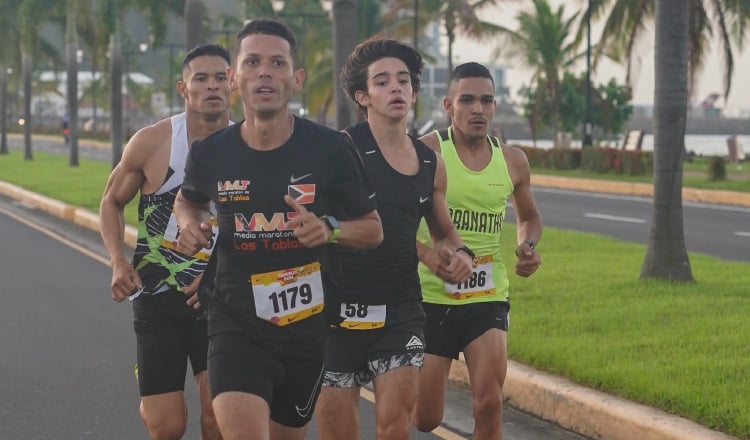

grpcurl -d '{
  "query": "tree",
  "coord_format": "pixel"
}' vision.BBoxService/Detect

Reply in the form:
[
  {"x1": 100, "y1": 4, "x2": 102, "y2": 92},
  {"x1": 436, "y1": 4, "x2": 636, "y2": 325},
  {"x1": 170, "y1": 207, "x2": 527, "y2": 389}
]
[
  {"x1": 66, "y1": 0, "x2": 81, "y2": 166},
  {"x1": 640, "y1": 0, "x2": 693, "y2": 281},
  {"x1": 184, "y1": 0, "x2": 207, "y2": 50},
  {"x1": 493, "y1": 0, "x2": 583, "y2": 145},
  {"x1": 332, "y1": 0, "x2": 358, "y2": 129},
  {"x1": 591, "y1": 0, "x2": 750, "y2": 101}
]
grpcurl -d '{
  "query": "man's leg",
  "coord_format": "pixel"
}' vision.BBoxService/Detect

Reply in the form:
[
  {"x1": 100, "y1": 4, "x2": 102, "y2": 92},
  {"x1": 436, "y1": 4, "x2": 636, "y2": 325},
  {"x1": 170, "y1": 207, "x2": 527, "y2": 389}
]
[
  {"x1": 195, "y1": 371, "x2": 221, "y2": 440},
  {"x1": 413, "y1": 353, "x2": 452, "y2": 432},
  {"x1": 213, "y1": 391, "x2": 270, "y2": 440},
  {"x1": 139, "y1": 392, "x2": 188, "y2": 440},
  {"x1": 372, "y1": 364, "x2": 420, "y2": 440},
  {"x1": 464, "y1": 328, "x2": 507, "y2": 440},
  {"x1": 315, "y1": 386, "x2": 362, "y2": 440},
  {"x1": 269, "y1": 420, "x2": 309, "y2": 440}
]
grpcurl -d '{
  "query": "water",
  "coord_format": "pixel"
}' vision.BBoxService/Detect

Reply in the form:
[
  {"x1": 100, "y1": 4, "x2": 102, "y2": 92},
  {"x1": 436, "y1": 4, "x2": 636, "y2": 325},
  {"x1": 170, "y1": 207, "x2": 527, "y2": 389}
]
[{"x1": 507, "y1": 134, "x2": 747, "y2": 158}]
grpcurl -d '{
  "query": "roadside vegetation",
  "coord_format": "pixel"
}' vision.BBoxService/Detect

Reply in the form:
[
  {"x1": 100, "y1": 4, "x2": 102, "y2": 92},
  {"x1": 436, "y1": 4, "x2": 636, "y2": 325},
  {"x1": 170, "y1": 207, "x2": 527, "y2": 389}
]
[{"x1": 1, "y1": 150, "x2": 749, "y2": 438}]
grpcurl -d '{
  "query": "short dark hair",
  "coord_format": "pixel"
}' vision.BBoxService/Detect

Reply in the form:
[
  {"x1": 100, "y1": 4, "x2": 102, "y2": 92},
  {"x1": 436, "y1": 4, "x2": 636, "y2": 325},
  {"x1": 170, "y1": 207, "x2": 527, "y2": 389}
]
[
  {"x1": 235, "y1": 19, "x2": 297, "y2": 63},
  {"x1": 183, "y1": 43, "x2": 231, "y2": 70},
  {"x1": 448, "y1": 62, "x2": 495, "y2": 91},
  {"x1": 340, "y1": 37, "x2": 423, "y2": 113}
]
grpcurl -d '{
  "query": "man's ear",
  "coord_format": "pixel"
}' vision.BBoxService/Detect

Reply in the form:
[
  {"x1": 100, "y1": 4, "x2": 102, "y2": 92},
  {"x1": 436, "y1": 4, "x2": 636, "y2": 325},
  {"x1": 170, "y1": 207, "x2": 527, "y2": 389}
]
[
  {"x1": 354, "y1": 90, "x2": 369, "y2": 108},
  {"x1": 294, "y1": 68, "x2": 305, "y2": 92},
  {"x1": 176, "y1": 81, "x2": 186, "y2": 99}
]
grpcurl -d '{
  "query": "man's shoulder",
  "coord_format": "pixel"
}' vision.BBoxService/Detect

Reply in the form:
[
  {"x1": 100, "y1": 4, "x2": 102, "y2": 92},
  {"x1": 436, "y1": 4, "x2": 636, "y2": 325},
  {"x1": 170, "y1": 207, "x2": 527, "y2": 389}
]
[{"x1": 126, "y1": 118, "x2": 172, "y2": 155}]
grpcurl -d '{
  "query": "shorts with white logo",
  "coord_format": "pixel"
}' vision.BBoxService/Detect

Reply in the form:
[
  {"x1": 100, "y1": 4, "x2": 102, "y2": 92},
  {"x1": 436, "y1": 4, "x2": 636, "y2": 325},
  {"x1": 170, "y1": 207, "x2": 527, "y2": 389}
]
[
  {"x1": 423, "y1": 301, "x2": 510, "y2": 359},
  {"x1": 207, "y1": 320, "x2": 326, "y2": 427},
  {"x1": 323, "y1": 301, "x2": 425, "y2": 388}
]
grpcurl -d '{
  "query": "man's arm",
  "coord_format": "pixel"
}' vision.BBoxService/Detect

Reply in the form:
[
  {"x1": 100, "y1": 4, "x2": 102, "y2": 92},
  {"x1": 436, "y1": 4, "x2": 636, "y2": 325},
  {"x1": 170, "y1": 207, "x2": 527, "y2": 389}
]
[
  {"x1": 422, "y1": 155, "x2": 473, "y2": 284},
  {"x1": 99, "y1": 128, "x2": 157, "y2": 302},
  {"x1": 504, "y1": 146, "x2": 543, "y2": 277}
]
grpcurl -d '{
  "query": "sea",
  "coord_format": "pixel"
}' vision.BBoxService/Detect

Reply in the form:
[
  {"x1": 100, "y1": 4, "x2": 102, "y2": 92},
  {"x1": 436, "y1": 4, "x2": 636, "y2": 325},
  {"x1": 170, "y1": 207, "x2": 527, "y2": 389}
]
[{"x1": 506, "y1": 134, "x2": 747, "y2": 158}]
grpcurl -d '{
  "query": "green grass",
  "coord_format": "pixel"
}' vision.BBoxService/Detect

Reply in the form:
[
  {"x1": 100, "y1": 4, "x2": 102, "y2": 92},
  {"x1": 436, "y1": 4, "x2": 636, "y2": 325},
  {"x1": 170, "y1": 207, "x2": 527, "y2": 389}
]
[
  {"x1": 0, "y1": 150, "x2": 139, "y2": 224},
  {"x1": 2, "y1": 150, "x2": 750, "y2": 438}
]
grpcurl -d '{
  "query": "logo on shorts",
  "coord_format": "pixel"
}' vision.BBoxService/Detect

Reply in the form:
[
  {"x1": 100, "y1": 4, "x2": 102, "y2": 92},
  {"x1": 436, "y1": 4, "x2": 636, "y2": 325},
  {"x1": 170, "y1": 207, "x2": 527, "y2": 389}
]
[
  {"x1": 405, "y1": 335, "x2": 424, "y2": 350},
  {"x1": 295, "y1": 365, "x2": 325, "y2": 419}
]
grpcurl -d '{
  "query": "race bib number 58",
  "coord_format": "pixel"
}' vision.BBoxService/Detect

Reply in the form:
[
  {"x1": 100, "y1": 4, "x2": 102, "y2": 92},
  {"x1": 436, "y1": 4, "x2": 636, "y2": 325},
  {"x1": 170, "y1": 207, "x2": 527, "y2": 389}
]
[{"x1": 250, "y1": 262, "x2": 324, "y2": 326}]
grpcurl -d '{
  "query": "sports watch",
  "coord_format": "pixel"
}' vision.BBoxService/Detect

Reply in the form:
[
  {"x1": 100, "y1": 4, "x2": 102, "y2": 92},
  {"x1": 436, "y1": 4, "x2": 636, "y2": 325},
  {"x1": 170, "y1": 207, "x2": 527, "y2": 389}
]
[{"x1": 321, "y1": 215, "x2": 341, "y2": 243}]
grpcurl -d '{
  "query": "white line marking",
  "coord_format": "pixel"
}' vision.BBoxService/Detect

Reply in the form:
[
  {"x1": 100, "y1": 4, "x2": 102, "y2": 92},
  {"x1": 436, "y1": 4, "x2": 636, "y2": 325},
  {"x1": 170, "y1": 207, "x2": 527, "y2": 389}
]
[
  {"x1": 735, "y1": 231, "x2": 750, "y2": 237},
  {"x1": 584, "y1": 212, "x2": 647, "y2": 224}
]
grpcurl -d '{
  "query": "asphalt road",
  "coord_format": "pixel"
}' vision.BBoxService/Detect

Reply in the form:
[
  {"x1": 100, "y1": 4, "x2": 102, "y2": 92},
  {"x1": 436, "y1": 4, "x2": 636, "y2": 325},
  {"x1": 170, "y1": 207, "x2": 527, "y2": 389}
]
[
  {"x1": 509, "y1": 187, "x2": 750, "y2": 262},
  {"x1": 0, "y1": 195, "x2": 587, "y2": 439}
]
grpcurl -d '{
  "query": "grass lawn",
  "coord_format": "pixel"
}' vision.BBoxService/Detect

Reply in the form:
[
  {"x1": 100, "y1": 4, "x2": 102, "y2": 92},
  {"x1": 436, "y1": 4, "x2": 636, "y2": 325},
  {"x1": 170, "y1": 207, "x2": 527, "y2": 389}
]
[{"x1": 1, "y1": 150, "x2": 749, "y2": 439}]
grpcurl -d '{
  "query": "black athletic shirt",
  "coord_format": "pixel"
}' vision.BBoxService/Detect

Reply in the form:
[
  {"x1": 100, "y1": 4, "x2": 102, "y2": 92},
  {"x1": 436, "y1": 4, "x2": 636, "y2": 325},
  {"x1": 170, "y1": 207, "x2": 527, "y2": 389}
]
[
  {"x1": 181, "y1": 116, "x2": 377, "y2": 335},
  {"x1": 335, "y1": 121, "x2": 437, "y2": 305}
]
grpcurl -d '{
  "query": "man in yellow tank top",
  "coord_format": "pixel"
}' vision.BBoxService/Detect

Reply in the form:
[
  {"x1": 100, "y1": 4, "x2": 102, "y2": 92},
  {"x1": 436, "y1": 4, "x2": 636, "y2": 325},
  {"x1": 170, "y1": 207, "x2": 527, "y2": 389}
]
[{"x1": 414, "y1": 62, "x2": 543, "y2": 440}]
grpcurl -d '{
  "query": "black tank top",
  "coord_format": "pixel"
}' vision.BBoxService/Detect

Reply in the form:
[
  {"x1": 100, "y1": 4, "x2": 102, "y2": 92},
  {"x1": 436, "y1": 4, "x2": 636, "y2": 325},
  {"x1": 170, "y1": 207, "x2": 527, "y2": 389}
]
[{"x1": 337, "y1": 121, "x2": 437, "y2": 305}]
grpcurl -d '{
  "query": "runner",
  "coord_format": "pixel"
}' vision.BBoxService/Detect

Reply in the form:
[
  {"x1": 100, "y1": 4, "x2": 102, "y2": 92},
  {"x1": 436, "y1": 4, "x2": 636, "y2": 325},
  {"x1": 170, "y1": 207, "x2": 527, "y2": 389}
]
[
  {"x1": 314, "y1": 37, "x2": 473, "y2": 440},
  {"x1": 413, "y1": 62, "x2": 543, "y2": 440},
  {"x1": 172, "y1": 19, "x2": 382, "y2": 440},
  {"x1": 99, "y1": 43, "x2": 233, "y2": 439}
]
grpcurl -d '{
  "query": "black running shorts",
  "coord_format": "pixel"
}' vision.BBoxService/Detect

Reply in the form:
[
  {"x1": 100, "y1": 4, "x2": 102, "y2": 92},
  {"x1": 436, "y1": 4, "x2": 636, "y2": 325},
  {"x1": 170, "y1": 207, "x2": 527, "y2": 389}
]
[{"x1": 422, "y1": 301, "x2": 510, "y2": 359}]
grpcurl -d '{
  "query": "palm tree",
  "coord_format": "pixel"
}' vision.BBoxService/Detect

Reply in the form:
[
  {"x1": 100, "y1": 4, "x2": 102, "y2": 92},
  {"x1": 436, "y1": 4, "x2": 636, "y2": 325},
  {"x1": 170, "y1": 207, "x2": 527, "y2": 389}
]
[
  {"x1": 0, "y1": 0, "x2": 20, "y2": 155},
  {"x1": 491, "y1": 0, "x2": 583, "y2": 144},
  {"x1": 66, "y1": 0, "x2": 81, "y2": 166},
  {"x1": 591, "y1": 0, "x2": 750, "y2": 101},
  {"x1": 640, "y1": 0, "x2": 693, "y2": 281},
  {"x1": 184, "y1": 0, "x2": 207, "y2": 50}
]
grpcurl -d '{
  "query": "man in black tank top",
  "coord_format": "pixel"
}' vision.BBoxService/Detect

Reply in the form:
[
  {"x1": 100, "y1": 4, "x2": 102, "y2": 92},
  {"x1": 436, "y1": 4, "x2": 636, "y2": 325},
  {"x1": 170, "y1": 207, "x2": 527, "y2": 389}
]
[
  {"x1": 173, "y1": 20, "x2": 382, "y2": 440},
  {"x1": 314, "y1": 37, "x2": 473, "y2": 440},
  {"x1": 99, "y1": 44, "x2": 232, "y2": 440}
]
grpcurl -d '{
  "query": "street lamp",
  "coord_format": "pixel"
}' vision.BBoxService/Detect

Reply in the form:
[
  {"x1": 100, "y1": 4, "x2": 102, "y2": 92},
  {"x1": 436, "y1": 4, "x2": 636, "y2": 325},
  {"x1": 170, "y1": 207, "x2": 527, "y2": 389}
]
[
  {"x1": 1, "y1": 67, "x2": 12, "y2": 155},
  {"x1": 583, "y1": 0, "x2": 593, "y2": 147},
  {"x1": 272, "y1": 0, "x2": 331, "y2": 117}
]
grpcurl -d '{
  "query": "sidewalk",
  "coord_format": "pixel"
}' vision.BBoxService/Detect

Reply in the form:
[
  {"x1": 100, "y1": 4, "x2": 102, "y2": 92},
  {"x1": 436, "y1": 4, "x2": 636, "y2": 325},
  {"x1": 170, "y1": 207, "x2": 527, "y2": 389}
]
[{"x1": 0, "y1": 134, "x2": 744, "y2": 440}]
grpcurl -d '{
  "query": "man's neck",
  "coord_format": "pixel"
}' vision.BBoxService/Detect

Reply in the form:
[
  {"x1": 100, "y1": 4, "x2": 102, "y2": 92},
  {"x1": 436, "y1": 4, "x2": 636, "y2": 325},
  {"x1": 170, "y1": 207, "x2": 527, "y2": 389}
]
[
  {"x1": 367, "y1": 113, "x2": 409, "y2": 150},
  {"x1": 451, "y1": 127, "x2": 489, "y2": 153},
  {"x1": 185, "y1": 111, "x2": 230, "y2": 146},
  {"x1": 241, "y1": 112, "x2": 294, "y2": 151}
]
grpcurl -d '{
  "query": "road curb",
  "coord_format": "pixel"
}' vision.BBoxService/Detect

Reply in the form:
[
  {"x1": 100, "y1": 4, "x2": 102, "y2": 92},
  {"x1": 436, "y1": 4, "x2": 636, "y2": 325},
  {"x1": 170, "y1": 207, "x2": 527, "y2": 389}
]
[{"x1": 448, "y1": 357, "x2": 738, "y2": 440}]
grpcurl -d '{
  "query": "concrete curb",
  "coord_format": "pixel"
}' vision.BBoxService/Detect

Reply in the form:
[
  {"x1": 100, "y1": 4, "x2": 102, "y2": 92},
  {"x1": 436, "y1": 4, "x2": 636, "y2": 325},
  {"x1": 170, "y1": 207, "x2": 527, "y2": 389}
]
[
  {"x1": 448, "y1": 358, "x2": 737, "y2": 440},
  {"x1": 0, "y1": 181, "x2": 138, "y2": 249}
]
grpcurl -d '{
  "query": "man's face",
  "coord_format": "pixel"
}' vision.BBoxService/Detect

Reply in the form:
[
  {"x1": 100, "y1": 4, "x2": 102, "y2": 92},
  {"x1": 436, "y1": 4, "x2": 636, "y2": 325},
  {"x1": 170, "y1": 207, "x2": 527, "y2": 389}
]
[
  {"x1": 445, "y1": 77, "x2": 496, "y2": 141},
  {"x1": 178, "y1": 55, "x2": 231, "y2": 119},
  {"x1": 232, "y1": 33, "x2": 303, "y2": 118},
  {"x1": 355, "y1": 57, "x2": 415, "y2": 120}
]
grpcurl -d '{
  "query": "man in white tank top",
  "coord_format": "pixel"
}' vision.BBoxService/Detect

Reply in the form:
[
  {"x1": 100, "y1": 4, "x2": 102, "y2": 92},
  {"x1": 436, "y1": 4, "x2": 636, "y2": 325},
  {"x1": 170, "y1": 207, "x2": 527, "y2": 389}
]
[{"x1": 99, "y1": 44, "x2": 233, "y2": 440}]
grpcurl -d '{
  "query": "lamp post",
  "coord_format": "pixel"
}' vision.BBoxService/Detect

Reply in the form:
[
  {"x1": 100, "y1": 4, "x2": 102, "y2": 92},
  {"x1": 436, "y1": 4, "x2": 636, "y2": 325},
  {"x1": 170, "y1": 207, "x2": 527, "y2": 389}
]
[
  {"x1": 411, "y1": 0, "x2": 419, "y2": 136},
  {"x1": 0, "y1": 67, "x2": 11, "y2": 155},
  {"x1": 272, "y1": 0, "x2": 331, "y2": 118},
  {"x1": 582, "y1": 0, "x2": 593, "y2": 147}
]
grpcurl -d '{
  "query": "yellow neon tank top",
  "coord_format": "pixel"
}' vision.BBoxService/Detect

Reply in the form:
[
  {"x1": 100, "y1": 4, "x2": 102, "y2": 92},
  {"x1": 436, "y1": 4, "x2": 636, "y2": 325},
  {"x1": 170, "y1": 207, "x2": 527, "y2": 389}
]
[{"x1": 417, "y1": 128, "x2": 514, "y2": 304}]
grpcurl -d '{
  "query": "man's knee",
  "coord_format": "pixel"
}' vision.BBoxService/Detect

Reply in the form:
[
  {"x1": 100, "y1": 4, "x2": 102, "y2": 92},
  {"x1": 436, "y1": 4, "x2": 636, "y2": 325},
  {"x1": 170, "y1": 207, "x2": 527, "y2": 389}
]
[
  {"x1": 140, "y1": 404, "x2": 187, "y2": 440},
  {"x1": 473, "y1": 387, "x2": 503, "y2": 424}
]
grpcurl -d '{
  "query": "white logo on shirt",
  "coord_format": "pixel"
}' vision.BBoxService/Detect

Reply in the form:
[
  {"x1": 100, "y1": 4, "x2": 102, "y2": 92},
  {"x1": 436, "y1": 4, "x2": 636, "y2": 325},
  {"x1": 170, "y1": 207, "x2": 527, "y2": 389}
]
[{"x1": 290, "y1": 173, "x2": 312, "y2": 183}]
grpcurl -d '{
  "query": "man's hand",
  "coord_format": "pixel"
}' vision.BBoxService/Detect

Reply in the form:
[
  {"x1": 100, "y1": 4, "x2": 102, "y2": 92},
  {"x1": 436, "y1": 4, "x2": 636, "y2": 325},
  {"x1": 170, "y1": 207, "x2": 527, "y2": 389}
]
[
  {"x1": 176, "y1": 221, "x2": 213, "y2": 256},
  {"x1": 182, "y1": 273, "x2": 203, "y2": 310},
  {"x1": 283, "y1": 195, "x2": 329, "y2": 247},
  {"x1": 435, "y1": 246, "x2": 473, "y2": 284},
  {"x1": 111, "y1": 260, "x2": 143, "y2": 302},
  {"x1": 515, "y1": 242, "x2": 541, "y2": 277}
]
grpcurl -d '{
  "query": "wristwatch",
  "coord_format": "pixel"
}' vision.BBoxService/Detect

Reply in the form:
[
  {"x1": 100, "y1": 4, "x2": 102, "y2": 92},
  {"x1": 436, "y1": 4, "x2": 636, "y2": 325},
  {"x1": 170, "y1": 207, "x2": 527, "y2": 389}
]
[
  {"x1": 455, "y1": 245, "x2": 475, "y2": 259},
  {"x1": 321, "y1": 215, "x2": 341, "y2": 243}
]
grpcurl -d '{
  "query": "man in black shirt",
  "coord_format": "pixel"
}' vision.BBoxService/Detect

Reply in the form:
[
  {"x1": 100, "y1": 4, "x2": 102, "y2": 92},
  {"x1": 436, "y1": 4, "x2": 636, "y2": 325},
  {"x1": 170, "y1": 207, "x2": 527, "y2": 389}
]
[
  {"x1": 174, "y1": 20, "x2": 382, "y2": 440},
  {"x1": 314, "y1": 37, "x2": 473, "y2": 440}
]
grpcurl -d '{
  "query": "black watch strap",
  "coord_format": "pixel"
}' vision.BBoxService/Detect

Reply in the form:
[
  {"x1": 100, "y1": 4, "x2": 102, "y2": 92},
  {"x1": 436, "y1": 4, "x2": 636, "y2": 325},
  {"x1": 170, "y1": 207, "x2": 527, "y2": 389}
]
[{"x1": 455, "y1": 245, "x2": 475, "y2": 259}]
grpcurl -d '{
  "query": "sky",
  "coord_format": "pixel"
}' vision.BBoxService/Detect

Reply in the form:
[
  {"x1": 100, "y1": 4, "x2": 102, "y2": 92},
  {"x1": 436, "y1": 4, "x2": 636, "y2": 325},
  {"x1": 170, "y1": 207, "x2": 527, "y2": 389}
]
[{"x1": 450, "y1": 1, "x2": 750, "y2": 117}]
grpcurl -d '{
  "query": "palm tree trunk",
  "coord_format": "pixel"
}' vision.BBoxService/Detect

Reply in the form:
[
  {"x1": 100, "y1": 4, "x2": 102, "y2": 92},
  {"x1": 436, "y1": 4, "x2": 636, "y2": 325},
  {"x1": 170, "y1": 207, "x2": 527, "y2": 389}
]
[
  {"x1": 22, "y1": 52, "x2": 32, "y2": 161},
  {"x1": 110, "y1": 29, "x2": 123, "y2": 169},
  {"x1": 332, "y1": 0, "x2": 358, "y2": 129},
  {"x1": 184, "y1": 0, "x2": 206, "y2": 51},
  {"x1": 640, "y1": 0, "x2": 693, "y2": 281},
  {"x1": 66, "y1": 1, "x2": 80, "y2": 166},
  {"x1": 0, "y1": 67, "x2": 8, "y2": 155}
]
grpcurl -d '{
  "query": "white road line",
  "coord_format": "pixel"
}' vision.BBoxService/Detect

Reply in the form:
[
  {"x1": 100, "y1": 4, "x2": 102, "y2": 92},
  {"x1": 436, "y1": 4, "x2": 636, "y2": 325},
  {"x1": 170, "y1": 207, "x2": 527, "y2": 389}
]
[
  {"x1": 735, "y1": 231, "x2": 750, "y2": 237},
  {"x1": 584, "y1": 212, "x2": 647, "y2": 224}
]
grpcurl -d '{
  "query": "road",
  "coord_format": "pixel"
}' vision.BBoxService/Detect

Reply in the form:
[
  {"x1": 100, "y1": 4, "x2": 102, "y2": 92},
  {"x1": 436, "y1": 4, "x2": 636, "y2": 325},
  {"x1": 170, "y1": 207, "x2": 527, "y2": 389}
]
[
  {"x1": 0, "y1": 194, "x2": 587, "y2": 439},
  {"x1": 509, "y1": 187, "x2": 750, "y2": 263}
]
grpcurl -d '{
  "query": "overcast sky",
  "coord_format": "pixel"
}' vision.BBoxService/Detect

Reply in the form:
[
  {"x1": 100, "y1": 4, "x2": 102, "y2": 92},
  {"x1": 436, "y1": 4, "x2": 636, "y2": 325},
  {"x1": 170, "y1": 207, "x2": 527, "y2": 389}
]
[{"x1": 450, "y1": 1, "x2": 750, "y2": 117}]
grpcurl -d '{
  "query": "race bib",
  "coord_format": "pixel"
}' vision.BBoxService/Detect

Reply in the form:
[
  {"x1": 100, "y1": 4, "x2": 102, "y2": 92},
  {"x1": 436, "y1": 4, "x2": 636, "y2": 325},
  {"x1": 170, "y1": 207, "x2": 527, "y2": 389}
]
[
  {"x1": 161, "y1": 210, "x2": 218, "y2": 262},
  {"x1": 250, "y1": 262, "x2": 324, "y2": 326},
  {"x1": 338, "y1": 303, "x2": 386, "y2": 330},
  {"x1": 444, "y1": 255, "x2": 496, "y2": 300}
]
